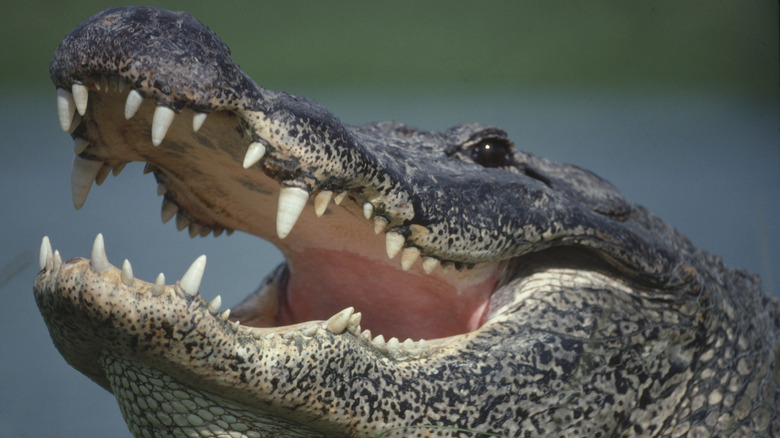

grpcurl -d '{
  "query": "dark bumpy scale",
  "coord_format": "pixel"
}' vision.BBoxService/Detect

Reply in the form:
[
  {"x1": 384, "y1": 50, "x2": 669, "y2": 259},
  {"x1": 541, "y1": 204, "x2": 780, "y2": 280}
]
[{"x1": 36, "y1": 6, "x2": 779, "y2": 438}]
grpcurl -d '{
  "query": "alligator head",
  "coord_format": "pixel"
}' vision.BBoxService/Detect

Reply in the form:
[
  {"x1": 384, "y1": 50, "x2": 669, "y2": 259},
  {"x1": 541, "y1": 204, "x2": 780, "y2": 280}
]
[{"x1": 36, "y1": 6, "x2": 779, "y2": 437}]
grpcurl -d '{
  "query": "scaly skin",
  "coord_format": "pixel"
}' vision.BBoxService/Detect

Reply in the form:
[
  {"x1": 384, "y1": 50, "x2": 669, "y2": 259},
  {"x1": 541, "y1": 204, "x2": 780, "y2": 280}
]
[{"x1": 36, "y1": 7, "x2": 779, "y2": 437}]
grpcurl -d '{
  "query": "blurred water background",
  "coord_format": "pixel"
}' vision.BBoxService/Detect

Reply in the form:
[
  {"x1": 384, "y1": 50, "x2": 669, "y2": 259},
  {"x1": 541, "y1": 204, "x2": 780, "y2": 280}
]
[{"x1": 1, "y1": 2, "x2": 777, "y2": 436}]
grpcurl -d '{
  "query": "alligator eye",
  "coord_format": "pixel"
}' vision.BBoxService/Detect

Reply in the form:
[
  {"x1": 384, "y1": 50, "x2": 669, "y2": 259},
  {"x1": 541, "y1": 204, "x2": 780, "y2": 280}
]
[{"x1": 470, "y1": 139, "x2": 511, "y2": 168}]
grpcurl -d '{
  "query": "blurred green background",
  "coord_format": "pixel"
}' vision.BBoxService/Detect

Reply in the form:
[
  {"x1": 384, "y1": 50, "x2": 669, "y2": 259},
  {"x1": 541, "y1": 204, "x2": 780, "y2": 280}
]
[{"x1": 2, "y1": 0, "x2": 777, "y2": 99}]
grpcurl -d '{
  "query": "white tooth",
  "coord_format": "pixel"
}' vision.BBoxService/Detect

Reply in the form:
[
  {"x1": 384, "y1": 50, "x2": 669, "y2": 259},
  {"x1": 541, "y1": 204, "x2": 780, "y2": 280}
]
[
  {"x1": 387, "y1": 337, "x2": 400, "y2": 352},
  {"x1": 180, "y1": 255, "x2": 206, "y2": 296},
  {"x1": 67, "y1": 113, "x2": 81, "y2": 134},
  {"x1": 385, "y1": 232, "x2": 404, "y2": 259},
  {"x1": 401, "y1": 247, "x2": 420, "y2": 271},
  {"x1": 348, "y1": 312, "x2": 362, "y2": 333},
  {"x1": 303, "y1": 325, "x2": 319, "y2": 336},
  {"x1": 422, "y1": 257, "x2": 439, "y2": 274},
  {"x1": 363, "y1": 202, "x2": 374, "y2": 220},
  {"x1": 120, "y1": 259, "x2": 134, "y2": 286},
  {"x1": 372, "y1": 334, "x2": 386, "y2": 347},
  {"x1": 71, "y1": 155, "x2": 103, "y2": 210},
  {"x1": 73, "y1": 138, "x2": 89, "y2": 155},
  {"x1": 161, "y1": 198, "x2": 178, "y2": 223},
  {"x1": 192, "y1": 112, "x2": 208, "y2": 132},
  {"x1": 314, "y1": 191, "x2": 332, "y2": 217},
  {"x1": 151, "y1": 106, "x2": 175, "y2": 146},
  {"x1": 71, "y1": 84, "x2": 88, "y2": 116},
  {"x1": 57, "y1": 88, "x2": 76, "y2": 132},
  {"x1": 325, "y1": 307, "x2": 354, "y2": 334},
  {"x1": 373, "y1": 217, "x2": 387, "y2": 234},
  {"x1": 151, "y1": 273, "x2": 166, "y2": 296},
  {"x1": 276, "y1": 186, "x2": 309, "y2": 239},
  {"x1": 402, "y1": 338, "x2": 415, "y2": 349},
  {"x1": 242, "y1": 142, "x2": 266, "y2": 168},
  {"x1": 230, "y1": 320, "x2": 240, "y2": 332},
  {"x1": 124, "y1": 90, "x2": 144, "y2": 120},
  {"x1": 334, "y1": 191, "x2": 347, "y2": 205},
  {"x1": 220, "y1": 309, "x2": 231, "y2": 320},
  {"x1": 39, "y1": 236, "x2": 52, "y2": 270},
  {"x1": 91, "y1": 233, "x2": 110, "y2": 272},
  {"x1": 53, "y1": 250, "x2": 62, "y2": 270},
  {"x1": 208, "y1": 295, "x2": 222, "y2": 314}
]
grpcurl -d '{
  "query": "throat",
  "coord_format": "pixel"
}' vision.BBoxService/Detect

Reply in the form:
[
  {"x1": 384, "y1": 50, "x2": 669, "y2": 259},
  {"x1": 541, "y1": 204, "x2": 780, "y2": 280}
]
[{"x1": 276, "y1": 247, "x2": 500, "y2": 340}]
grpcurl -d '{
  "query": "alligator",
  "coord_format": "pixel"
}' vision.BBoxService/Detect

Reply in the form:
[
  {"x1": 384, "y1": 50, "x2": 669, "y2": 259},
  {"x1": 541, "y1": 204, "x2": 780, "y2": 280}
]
[{"x1": 35, "y1": 6, "x2": 779, "y2": 438}]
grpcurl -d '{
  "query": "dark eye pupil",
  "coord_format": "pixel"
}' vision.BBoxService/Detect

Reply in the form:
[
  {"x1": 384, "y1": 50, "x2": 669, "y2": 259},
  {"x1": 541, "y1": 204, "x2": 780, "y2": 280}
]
[{"x1": 471, "y1": 140, "x2": 509, "y2": 167}]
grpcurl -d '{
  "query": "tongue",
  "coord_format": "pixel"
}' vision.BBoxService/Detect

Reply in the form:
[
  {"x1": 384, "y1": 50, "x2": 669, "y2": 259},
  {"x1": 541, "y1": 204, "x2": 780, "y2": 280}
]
[{"x1": 276, "y1": 247, "x2": 499, "y2": 340}]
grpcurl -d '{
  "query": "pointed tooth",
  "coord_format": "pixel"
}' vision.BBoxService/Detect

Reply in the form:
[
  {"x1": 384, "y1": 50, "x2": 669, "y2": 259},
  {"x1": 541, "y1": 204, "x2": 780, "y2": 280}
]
[
  {"x1": 363, "y1": 202, "x2": 374, "y2": 220},
  {"x1": 242, "y1": 142, "x2": 266, "y2": 168},
  {"x1": 180, "y1": 255, "x2": 206, "y2": 296},
  {"x1": 276, "y1": 186, "x2": 309, "y2": 239},
  {"x1": 110, "y1": 76, "x2": 120, "y2": 91},
  {"x1": 53, "y1": 250, "x2": 62, "y2": 270},
  {"x1": 208, "y1": 295, "x2": 222, "y2": 314},
  {"x1": 157, "y1": 183, "x2": 167, "y2": 196},
  {"x1": 230, "y1": 320, "x2": 240, "y2": 332},
  {"x1": 325, "y1": 307, "x2": 354, "y2": 334},
  {"x1": 348, "y1": 312, "x2": 362, "y2": 333},
  {"x1": 314, "y1": 191, "x2": 332, "y2": 217},
  {"x1": 151, "y1": 106, "x2": 175, "y2": 146},
  {"x1": 212, "y1": 227, "x2": 224, "y2": 237},
  {"x1": 192, "y1": 112, "x2": 208, "y2": 132},
  {"x1": 386, "y1": 337, "x2": 400, "y2": 351},
  {"x1": 118, "y1": 78, "x2": 127, "y2": 92},
  {"x1": 39, "y1": 236, "x2": 52, "y2": 270},
  {"x1": 71, "y1": 155, "x2": 103, "y2": 210},
  {"x1": 401, "y1": 247, "x2": 420, "y2": 271},
  {"x1": 220, "y1": 309, "x2": 231, "y2": 320},
  {"x1": 385, "y1": 232, "x2": 405, "y2": 259},
  {"x1": 422, "y1": 257, "x2": 439, "y2": 274},
  {"x1": 151, "y1": 273, "x2": 166, "y2": 296},
  {"x1": 120, "y1": 259, "x2": 134, "y2": 286},
  {"x1": 67, "y1": 113, "x2": 81, "y2": 134},
  {"x1": 333, "y1": 191, "x2": 347, "y2": 205},
  {"x1": 56, "y1": 88, "x2": 76, "y2": 132},
  {"x1": 73, "y1": 138, "x2": 89, "y2": 155},
  {"x1": 188, "y1": 223, "x2": 201, "y2": 238},
  {"x1": 124, "y1": 90, "x2": 144, "y2": 119},
  {"x1": 360, "y1": 329, "x2": 372, "y2": 341},
  {"x1": 402, "y1": 338, "x2": 415, "y2": 349},
  {"x1": 175, "y1": 212, "x2": 190, "y2": 231},
  {"x1": 90, "y1": 233, "x2": 110, "y2": 272},
  {"x1": 112, "y1": 163, "x2": 126, "y2": 177},
  {"x1": 100, "y1": 76, "x2": 110, "y2": 91},
  {"x1": 372, "y1": 334, "x2": 386, "y2": 347},
  {"x1": 373, "y1": 217, "x2": 387, "y2": 234},
  {"x1": 95, "y1": 163, "x2": 111, "y2": 185},
  {"x1": 417, "y1": 339, "x2": 428, "y2": 348},
  {"x1": 71, "y1": 84, "x2": 88, "y2": 116},
  {"x1": 161, "y1": 198, "x2": 179, "y2": 223},
  {"x1": 143, "y1": 163, "x2": 154, "y2": 174}
]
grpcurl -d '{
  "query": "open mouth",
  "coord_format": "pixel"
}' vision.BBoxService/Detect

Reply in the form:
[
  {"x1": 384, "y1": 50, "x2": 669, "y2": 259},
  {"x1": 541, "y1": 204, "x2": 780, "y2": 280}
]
[{"x1": 45, "y1": 77, "x2": 505, "y2": 344}]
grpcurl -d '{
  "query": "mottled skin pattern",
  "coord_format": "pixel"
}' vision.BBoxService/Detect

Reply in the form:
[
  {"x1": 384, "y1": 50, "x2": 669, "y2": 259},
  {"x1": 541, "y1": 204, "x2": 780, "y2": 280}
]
[{"x1": 36, "y1": 6, "x2": 779, "y2": 438}]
